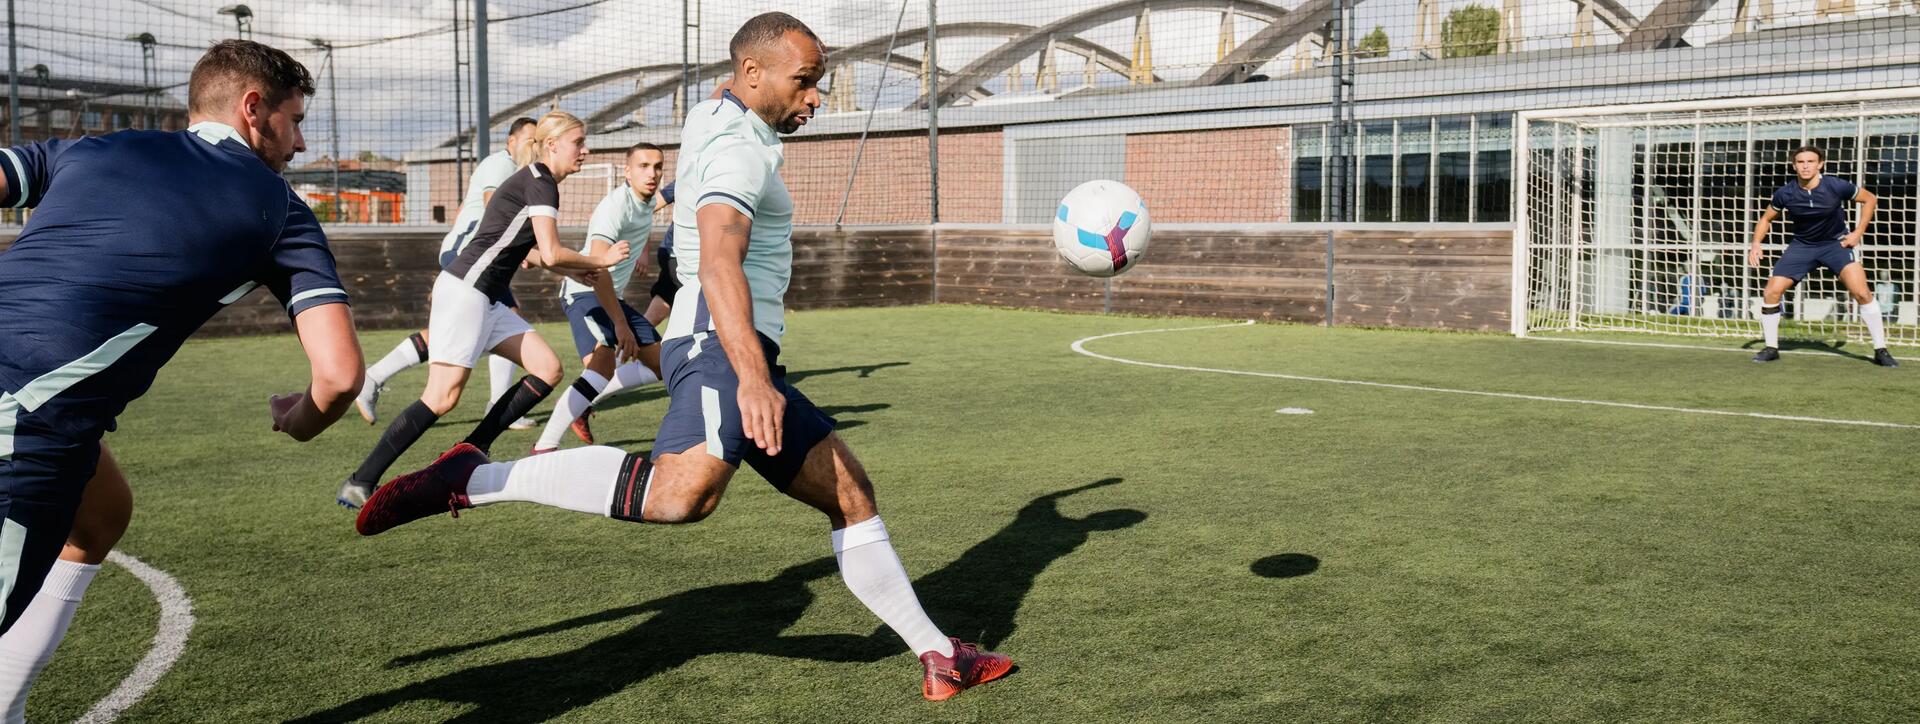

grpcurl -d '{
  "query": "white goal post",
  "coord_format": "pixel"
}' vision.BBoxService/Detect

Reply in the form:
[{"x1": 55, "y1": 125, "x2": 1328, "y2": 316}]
[{"x1": 1513, "y1": 89, "x2": 1920, "y2": 348}]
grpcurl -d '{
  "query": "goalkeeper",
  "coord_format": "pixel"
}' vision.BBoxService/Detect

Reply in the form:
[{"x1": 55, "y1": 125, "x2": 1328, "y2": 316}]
[{"x1": 1746, "y1": 145, "x2": 1895, "y2": 367}]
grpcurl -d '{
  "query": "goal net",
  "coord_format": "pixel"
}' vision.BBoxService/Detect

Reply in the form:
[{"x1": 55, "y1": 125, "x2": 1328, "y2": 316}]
[{"x1": 1514, "y1": 91, "x2": 1920, "y2": 348}]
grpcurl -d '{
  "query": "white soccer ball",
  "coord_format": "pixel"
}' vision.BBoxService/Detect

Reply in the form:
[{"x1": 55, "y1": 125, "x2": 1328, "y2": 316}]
[{"x1": 1052, "y1": 180, "x2": 1151, "y2": 278}]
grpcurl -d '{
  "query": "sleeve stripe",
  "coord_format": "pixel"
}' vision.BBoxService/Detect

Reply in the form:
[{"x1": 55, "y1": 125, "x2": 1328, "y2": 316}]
[
  {"x1": 527, "y1": 205, "x2": 560, "y2": 219},
  {"x1": 696, "y1": 191, "x2": 754, "y2": 216},
  {"x1": 286, "y1": 287, "x2": 348, "y2": 307},
  {"x1": 1, "y1": 149, "x2": 28, "y2": 208}
]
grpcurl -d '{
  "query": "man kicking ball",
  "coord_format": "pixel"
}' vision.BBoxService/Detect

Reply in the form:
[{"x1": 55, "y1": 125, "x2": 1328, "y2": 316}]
[{"x1": 354, "y1": 12, "x2": 1011, "y2": 701}]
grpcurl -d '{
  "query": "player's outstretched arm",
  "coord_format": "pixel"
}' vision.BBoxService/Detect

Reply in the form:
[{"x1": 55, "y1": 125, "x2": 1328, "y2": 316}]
[
  {"x1": 1748, "y1": 207, "x2": 1779, "y2": 267},
  {"x1": 528, "y1": 215, "x2": 628, "y2": 272},
  {"x1": 271, "y1": 303, "x2": 365, "y2": 441},
  {"x1": 696, "y1": 203, "x2": 782, "y2": 454}
]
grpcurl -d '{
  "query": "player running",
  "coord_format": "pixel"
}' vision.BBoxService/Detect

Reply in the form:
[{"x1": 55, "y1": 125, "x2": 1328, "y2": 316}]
[
  {"x1": 644, "y1": 179, "x2": 679, "y2": 327},
  {"x1": 0, "y1": 41, "x2": 363, "y2": 718},
  {"x1": 353, "y1": 13, "x2": 1011, "y2": 701},
  {"x1": 337, "y1": 111, "x2": 629, "y2": 508},
  {"x1": 531, "y1": 143, "x2": 668, "y2": 454},
  {"x1": 356, "y1": 117, "x2": 542, "y2": 429},
  {"x1": 1747, "y1": 145, "x2": 1896, "y2": 366}
]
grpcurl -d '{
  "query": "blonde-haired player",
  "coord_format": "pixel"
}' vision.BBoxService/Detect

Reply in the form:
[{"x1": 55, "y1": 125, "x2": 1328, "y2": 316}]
[{"x1": 339, "y1": 112, "x2": 630, "y2": 506}]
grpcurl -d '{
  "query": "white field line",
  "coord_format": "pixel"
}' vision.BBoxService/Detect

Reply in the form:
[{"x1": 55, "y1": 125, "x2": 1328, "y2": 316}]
[
  {"x1": 1523, "y1": 334, "x2": 1886, "y2": 359},
  {"x1": 1070, "y1": 321, "x2": 1920, "y2": 430},
  {"x1": 76, "y1": 551, "x2": 194, "y2": 724}
]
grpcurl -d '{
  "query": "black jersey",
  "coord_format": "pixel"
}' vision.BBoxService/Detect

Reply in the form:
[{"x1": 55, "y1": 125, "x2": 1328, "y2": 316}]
[{"x1": 444, "y1": 162, "x2": 560, "y2": 304}]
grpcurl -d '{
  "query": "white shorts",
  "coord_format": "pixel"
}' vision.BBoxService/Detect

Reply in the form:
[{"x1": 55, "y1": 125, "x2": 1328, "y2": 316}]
[{"x1": 427, "y1": 272, "x2": 533, "y2": 368}]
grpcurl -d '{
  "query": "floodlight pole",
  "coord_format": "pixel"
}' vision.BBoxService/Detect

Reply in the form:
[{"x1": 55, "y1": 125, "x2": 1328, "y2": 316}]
[
  {"x1": 129, "y1": 33, "x2": 157, "y2": 129},
  {"x1": 473, "y1": 0, "x2": 489, "y2": 159},
  {"x1": 312, "y1": 39, "x2": 339, "y2": 221},
  {"x1": 7, "y1": 0, "x2": 19, "y2": 146},
  {"x1": 218, "y1": 5, "x2": 254, "y2": 40},
  {"x1": 927, "y1": 0, "x2": 940, "y2": 302},
  {"x1": 1325, "y1": 0, "x2": 1349, "y2": 326}
]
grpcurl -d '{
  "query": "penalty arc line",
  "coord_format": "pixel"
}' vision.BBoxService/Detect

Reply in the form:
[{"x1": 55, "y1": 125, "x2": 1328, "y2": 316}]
[
  {"x1": 75, "y1": 551, "x2": 195, "y2": 724},
  {"x1": 1069, "y1": 320, "x2": 1920, "y2": 430}
]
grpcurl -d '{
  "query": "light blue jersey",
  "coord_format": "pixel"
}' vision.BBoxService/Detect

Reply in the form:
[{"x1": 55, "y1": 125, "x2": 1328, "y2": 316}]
[
  {"x1": 438, "y1": 150, "x2": 518, "y2": 257},
  {"x1": 663, "y1": 91, "x2": 794, "y2": 347}
]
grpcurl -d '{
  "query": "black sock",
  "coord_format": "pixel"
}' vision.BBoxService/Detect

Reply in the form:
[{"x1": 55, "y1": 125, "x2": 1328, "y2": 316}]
[
  {"x1": 406, "y1": 332, "x2": 429, "y2": 363},
  {"x1": 464, "y1": 375, "x2": 554, "y2": 452},
  {"x1": 351, "y1": 400, "x2": 441, "y2": 485},
  {"x1": 608, "y1": 453, "x2": 653, "y2": 523}
]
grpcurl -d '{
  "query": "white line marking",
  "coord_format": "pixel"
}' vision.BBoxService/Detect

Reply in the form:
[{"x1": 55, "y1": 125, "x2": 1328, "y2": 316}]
[
  {"x1": 1071, "y1": 321, "x2": 1920, "y2": 430},
  {"x1": 1275, "y1": 408, "x2": 1315, "y2": 415},
  {"x1": 77, "y1": 552, "x2": 194, "y2": 724},
  {"x1": 1524, "y1": 335, "x2": 1883, "y2": 359}
]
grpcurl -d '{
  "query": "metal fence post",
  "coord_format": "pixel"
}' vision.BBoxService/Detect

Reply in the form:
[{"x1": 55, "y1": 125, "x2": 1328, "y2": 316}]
[{"x1": 473, "y1": 0, "x2": 489, "y2": 159}]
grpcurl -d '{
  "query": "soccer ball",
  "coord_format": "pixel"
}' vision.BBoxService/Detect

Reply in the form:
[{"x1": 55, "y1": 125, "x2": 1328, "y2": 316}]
[{"x1": 1052, "y1": 180, "x2": 1151, "y2": 277}]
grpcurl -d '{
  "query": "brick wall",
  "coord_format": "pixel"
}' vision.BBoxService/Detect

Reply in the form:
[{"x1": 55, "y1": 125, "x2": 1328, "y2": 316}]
[
  {"x1": 1124, "y1": 126, "x2": 1291, "y2": 223},
  {"x1": 419, "y1": 126, "x2": 1004, "y2": 226}
]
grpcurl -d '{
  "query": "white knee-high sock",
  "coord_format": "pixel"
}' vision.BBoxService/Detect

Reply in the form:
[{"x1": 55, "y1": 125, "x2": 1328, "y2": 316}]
[
  {"x1": 535, "y1": 370, "x2": 608, "y2": 451},
  {"x1": 1861, "y1": 300, "x2": 1888, "y2": 348},
  {"x1": 488, "y1": 356, "x2": 520, "y2": 408},
  {"x1": 833, "y1": 517, "x2": 953, "y2": 658},
  {"x1": 0, "y1": 560, "x2": 100, "y2": 722},
  {"x1": 366, "y1": 337, "x2": 425, "y2": 389},
  {"x1": 592, "y1": 361, "x2": 660, "y2": 403},
  {"x1": 466, "y1": 445, "x2": 627, "y2": 514},
  {"x1": 1762, "y1": 305, "x2": 1782, "y2": 348}
]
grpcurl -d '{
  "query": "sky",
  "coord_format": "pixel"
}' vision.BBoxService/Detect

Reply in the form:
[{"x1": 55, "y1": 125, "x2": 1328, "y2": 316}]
[{"x1": 10, "y1": 0, "x2": 1883, "y2": 162}]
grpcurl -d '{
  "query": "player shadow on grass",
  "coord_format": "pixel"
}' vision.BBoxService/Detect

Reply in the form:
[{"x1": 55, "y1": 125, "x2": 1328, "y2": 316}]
[
  {"x1": 287, "y1": 477, "x2": 1142, "y2": 723},
  {"x1": 1737, "y1": 338, "x2": 1874, "y2": 361}
]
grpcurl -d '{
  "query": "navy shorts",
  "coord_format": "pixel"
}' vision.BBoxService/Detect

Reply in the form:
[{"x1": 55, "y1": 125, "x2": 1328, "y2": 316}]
[
  {"x1": 650, "y1": 247, "x2": 680, "y2": 303},
  {"x1": 1771, "y1": 243, "x2": 1856, "y2": 282},
  {"x1": 563, "y1": 292, "x2": 661, "y2": 360},
  {"x1": 650, "y1": 333, "x2": 837, "y2": 490},
  {"x1": 0, "y1": 397, "x2": 100, "y2": 633},
  {"x1": 440, "y1": 250, "x2": 516, "y2": 308}
]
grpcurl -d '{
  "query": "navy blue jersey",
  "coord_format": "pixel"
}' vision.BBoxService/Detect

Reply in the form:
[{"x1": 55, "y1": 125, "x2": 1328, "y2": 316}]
[
  {"x1": 658, "y1": 180, "x2": 676, "y2": 254},
  {"x1": 1769, "y1": 176, "x2": 1860, "y2": 245},
  {"x1": 0, "y1": 123, "x2": 349, "y2": 439}
]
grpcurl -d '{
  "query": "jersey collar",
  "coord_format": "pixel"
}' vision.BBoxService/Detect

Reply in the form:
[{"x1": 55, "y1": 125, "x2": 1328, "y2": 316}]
[{"x1": 187, "y1": 121, "x2": 252, "y2": 150}]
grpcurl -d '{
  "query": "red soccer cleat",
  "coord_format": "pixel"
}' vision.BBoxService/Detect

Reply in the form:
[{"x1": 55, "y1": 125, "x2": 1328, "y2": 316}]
[
  {"x1": 920, "y1": 638, "x2": 1012, "y2": 701},
  {"x1": 355, "y1": 442, "x2": 488, "y2": 536},
  {"x1": 570, "y1": 408, "x2": 595, "y2": 445}
]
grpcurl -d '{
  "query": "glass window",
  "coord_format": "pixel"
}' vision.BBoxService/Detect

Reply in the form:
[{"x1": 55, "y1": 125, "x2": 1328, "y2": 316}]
[
  {"x1": 1294, "y1": 125, "x2": 1323, "y2": 222},
  {"x1": 1398, "y1": 118, "x2": 1432, "y2": 222},
  {"x1": 1474, "y1": 114, "x2": 1513, "y2": 222},
  {"x1": 1362, "y1": 121, "x2": 1395, "y2": 222},
  {"x1": 1436, "y1": 117, "x2": 1472, "y2": 221}
]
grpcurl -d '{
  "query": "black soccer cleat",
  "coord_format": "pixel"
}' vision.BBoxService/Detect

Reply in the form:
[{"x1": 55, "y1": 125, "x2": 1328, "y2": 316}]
[
  {"x1": 1873, "y1": 348, "x2": 1899, "y2": 368},
  {"x1": 1751, "y1": 346, "x2": 1780, "y2": 363}
]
